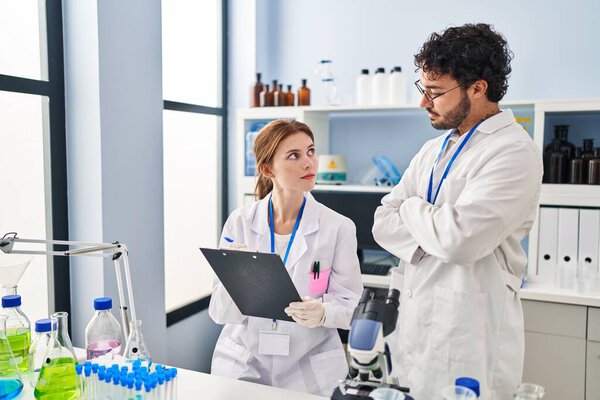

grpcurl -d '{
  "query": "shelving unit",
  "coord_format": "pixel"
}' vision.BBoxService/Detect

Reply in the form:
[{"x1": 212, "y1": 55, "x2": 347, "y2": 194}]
[{"x1": 236, "y1": 99, "x2": 600, "y2": 284}]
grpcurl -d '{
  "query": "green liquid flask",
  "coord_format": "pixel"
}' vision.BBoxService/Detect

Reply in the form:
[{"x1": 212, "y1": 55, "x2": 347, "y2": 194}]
[
  {"x1": 1, "y1": 295, "x2": 30, "y2": 373},
  {"x1": 33, "y1": 315, "x2": 80, "y2": 399},
  {"x1": 0, "y1": 314, "x2": 24, "y2": 399}
]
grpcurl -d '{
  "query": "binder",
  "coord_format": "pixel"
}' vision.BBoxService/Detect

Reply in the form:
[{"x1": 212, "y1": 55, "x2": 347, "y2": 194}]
[
  {"x1": 578, "y1": 208, "x2": 600, "y2": 276},
  {"x1": 537, "y1": 207, "x2": 559, "y2": 279},
  {"x1": 557, "y1": 208, "x2": 579, "y2": 288}
]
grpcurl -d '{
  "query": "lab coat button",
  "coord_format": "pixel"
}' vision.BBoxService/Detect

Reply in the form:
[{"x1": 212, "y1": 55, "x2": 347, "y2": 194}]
[{"x1": 406, "y1": 289, "x2": 412, "y2": 298}]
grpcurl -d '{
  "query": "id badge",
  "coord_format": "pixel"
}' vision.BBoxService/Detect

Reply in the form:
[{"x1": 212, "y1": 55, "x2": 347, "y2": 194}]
[{"x1": 258, "y1": 330, "x2": 290, "y2": 356}]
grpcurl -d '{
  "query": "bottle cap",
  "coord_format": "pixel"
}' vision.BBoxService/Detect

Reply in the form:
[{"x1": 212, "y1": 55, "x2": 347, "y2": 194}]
[
  {"x1": 455, "y1": 377, "x2": 480, "y2": 397},
  {"x1": 361, "y1": 69, "x2": 369, "y2": 74},
  {"x1": 2, "y1": 295, "x2": 21, "y2": 308},
  {"x1": 376, "y1": 67, "x2": 385, "y2": 73},
  {"x1": 393, "y1": 66, "x2": 402, "y2": 72},
  {"x1": 35, "y1": 318, "x2": 53, "y2": 333},
  {"x1": 302, "y1": 79, "x2": 307, "y2": 86},
  {"x1": 94, "y1": 297, "x2": 112, "y2": 310}
]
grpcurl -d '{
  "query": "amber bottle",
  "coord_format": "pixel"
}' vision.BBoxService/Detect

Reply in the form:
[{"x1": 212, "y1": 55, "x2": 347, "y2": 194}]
[
  {"x1": 285, "y1": 85, "x2": 295, "y2": 106},
  {"x1": 274, "y1": 84, "x2": 286, "y2": 107},
  {"x1": 259, "y1": 84, "x2": 274, "y2": 107},
  {"x1": 250, "y1": 72, "x2": 264, "y2": 107},
  {"x1": 298, "y1": 79, "x2": 310, "y2": 106}
]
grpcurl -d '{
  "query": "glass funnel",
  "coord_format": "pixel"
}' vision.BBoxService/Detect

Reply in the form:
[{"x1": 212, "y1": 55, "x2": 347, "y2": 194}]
[
  {"x1": 49, "y1": 312, "x2": 76, "y2": 359},
  {"x1": 0, "y1": 256, "x2": 31, "y2": 289},
  {"x1": 123, "y1": 320, "x2": 151, "y2": 364},
  {"x1": 0, "y1": 314, "x2": 23, "y2": 399},
  {"x1": 33, "y1": 315, "x2": 80, "y2": 399}
]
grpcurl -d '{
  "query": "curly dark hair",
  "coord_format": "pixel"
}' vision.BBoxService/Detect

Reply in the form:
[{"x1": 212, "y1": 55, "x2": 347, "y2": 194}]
[{"x1": 414, "y1": 23, "x2": 513, "y2": 102}]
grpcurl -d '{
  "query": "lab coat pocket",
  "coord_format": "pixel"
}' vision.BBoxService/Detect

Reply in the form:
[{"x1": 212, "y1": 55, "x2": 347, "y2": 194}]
[
  {"x1": 308, "y1": 268, "x2": 331, "y2": 295},
  {"x1": 430, "y1": 285, "x2": 487, "y2": 364},
  {"x1": 442, "y1": 177, "x2": 467, "y2": 204},
  {"x1": 309, "y1": 348, "x2": 348, "y2": 395},
  {"x1": 212, "y1": 336, "x2": 251, "y2": 378}
]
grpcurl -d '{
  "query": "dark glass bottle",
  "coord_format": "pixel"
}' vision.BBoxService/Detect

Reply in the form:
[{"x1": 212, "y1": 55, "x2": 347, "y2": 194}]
[
  {"x1": 285, "y1": 85, "x2": 295, "y2": 106},
  {"x1": 269, "y1": 80, "x2": 278, "y2": 104},
  {"x1": 582, "y1": 138, "x2": 595, "y2": 182},
  {"x1": 250, "y1": 72, "x2": 264, "y2": 107},
  {"x1": 298, "y1": 79, "x2": 311, "y2": 106},
  {"x1": 274, "y1": 84, "x2": 286, "y2": 106},
  {"x1": 547, "y1": 140, "x2": 569, "y2": 183},
  {"x1": 588, "y1": 148, "x2": 600, "y2": 185},
  {"x1": 259, "y1": 84, "x2": 273, "y2": 107},
  {"x1": 569, "y1": 148, "x2": 584, "y2": 184}
]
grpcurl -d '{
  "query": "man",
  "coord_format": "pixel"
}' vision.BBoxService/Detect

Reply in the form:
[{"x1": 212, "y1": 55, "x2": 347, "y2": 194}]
[{"x1": 372, "y1": 23, "x2": 542, "y2": 399}]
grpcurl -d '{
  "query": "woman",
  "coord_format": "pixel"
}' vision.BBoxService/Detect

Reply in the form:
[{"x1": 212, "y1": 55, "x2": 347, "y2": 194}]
[{"x1": 208, "y1": 120, "x2": 363, "y2": 396}]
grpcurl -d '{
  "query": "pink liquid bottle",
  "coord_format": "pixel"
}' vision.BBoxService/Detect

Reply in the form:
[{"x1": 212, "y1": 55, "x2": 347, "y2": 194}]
[{"x1": 84, "y1": 297, "x2": 122, "y2": 360}]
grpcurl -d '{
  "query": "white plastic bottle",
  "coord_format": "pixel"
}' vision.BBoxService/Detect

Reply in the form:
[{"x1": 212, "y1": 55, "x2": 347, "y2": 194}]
[
  {"x1": 355, "y1": 69, "x2": 371, "y2": 106},
  {"x1": 85, "y1": 297, "x2": 122, "y2": 360},
  {"x1": 371, "y1": 67, "x2": 388, "y2": 106},
  {"x1": 388, "y1": 66, "x2": 407, "y2": 105}
]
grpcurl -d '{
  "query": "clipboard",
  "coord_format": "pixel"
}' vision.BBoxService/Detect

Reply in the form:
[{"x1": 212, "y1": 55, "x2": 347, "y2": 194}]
[{"x1": 200, "y1": 248, "x2": 302, "y2": 322}]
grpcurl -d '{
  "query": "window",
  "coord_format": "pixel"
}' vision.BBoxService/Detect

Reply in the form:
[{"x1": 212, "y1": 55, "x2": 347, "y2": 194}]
[
  {"x1": 162, "y1": 0, "x2": 227, "y2": 320},
  {"x1": 0, "y1": 0, "x2": 69, "y2": 320}
]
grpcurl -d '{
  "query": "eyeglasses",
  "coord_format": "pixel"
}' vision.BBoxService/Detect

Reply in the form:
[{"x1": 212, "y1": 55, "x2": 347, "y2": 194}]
[{"x1": 414, "y1": 80, "x2": 462, "y2": 103}]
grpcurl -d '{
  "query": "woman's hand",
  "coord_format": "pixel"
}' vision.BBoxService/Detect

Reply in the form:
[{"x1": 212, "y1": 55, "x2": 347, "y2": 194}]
[{"x1": 285, "y1": 296, "x2": 325, "y2": 328}]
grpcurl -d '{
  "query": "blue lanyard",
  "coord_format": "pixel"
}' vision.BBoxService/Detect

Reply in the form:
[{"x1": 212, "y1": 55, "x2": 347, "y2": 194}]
[
  {"x1": 269, "y1": 196, "x2": 306, "y2": 266},
  {"x1": 427, "y1": 121, "x2": 483, "y2": 205}
]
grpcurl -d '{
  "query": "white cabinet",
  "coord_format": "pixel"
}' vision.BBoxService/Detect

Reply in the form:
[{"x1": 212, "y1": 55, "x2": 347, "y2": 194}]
[{"x1": 523, "y1": 300, "x2": 587, "y2": 400}]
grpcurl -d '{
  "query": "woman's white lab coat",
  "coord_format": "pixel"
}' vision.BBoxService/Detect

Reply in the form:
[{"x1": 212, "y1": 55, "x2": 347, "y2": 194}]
[
  {"x1": 209, "y1": 192, "x2": 363, "y2": 396},
  {"x1": 372, "y1": 110, "x2": 542, "y2": 400}
]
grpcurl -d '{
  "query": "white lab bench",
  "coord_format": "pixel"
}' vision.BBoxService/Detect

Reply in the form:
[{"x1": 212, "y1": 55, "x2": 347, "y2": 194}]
[{"x1": 18, "y1": 348, "x2": 329, "y2": 400}]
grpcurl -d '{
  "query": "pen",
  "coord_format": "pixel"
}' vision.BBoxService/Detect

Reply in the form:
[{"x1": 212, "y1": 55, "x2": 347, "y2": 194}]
[
  {"x1": 224, "y1": 237, "x2": 234, "y2": 243},
  {"x1": 317, "y1": 261, "x2": 320, "y2": 279},
  {"x1": 312, "y1": 261, "x2": 317, "y2": 280}
]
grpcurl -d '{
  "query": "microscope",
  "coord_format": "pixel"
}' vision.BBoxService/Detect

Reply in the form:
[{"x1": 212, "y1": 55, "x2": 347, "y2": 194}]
[{"x1": 331, "y1": 288, "x2": 414, "y2": 400}]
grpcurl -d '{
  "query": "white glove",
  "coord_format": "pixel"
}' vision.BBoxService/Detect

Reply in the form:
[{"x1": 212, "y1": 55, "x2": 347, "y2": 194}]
[{"x1": 284, "y1": 296, "x2": 326, "y2": 328}]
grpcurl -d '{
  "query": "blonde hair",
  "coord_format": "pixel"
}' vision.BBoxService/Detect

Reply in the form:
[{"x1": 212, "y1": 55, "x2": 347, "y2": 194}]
[{"x1": 253, "y1": 119, "x2": 315, "y2": 200}]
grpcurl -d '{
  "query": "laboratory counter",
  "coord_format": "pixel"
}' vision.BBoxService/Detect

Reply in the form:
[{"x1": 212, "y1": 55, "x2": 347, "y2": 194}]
[
  {"x1": 22, "y1": 348, "x2": 329, "y2": 400},
  {"x1": 361, "y1": 274, "x2": 600, "y2": 307}
]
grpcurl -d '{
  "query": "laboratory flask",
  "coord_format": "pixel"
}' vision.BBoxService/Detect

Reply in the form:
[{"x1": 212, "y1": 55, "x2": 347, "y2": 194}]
[
  {"x1": 34, "y1": 316, "x2": 80, "y2": 399},
  {"x1": 440, "y1": 385, "x2": 478, "y2": 399},
  {"x1": 50, "y1": 312, "x2": 76, "y2": 359},
  {"x1": 28, "y1": 319, "x2": 55, "y2": 388},
  {"x1": 0, "y1": 314, "x2": 23, "y2": 400},
  {"x1": 513, "y1": 382, "x2": 545, "y2": 399},
  {"x1": 123, "y1": 320, "x2": 151, "y2": 364},
  {"x1": 1, "y1": 295, "x2": 30, "y2": 372},
  {"x1": 85, "y1": 297, "x2": 122, "y2": 360}
]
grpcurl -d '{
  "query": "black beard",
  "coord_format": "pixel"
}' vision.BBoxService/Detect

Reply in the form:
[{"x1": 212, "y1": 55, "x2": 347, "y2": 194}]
[{"x1": 430, "y1": 92, "x2": 471, "y2": 130}]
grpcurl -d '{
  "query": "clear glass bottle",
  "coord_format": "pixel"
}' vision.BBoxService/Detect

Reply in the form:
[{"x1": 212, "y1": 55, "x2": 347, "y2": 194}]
[
  {"x1": 569, "y1": 147, "x2": 584, "y2": 184},
  {"x1": 588, "y1": 148, "x2": 600, "y2": 185},
  {"x1": 50, "y1": 312, "x2": 76, "y2": 359},
  {"x1": 1, "y1": 295, "x2": 30, "y2": 373},
  {"x1": 0, "y1": 314, "x2": 23, "y2": 399},
  {"x1": 34, "y1": 315, "x2": 80, "y2": 399},
  {"x1": 513, "y1": 382, "x2": 545, "y2": 399},
  {"x1": 28, "y1": 319, "x2": 54, "y2": 388},
  {"x1": 297, "y1": 79, "x2": 310, "y2": 106},
  {"x1": 85, "y1": 297, "x2": 122, "y2": 360},
  {"x1": 123, "y1": 320, "x2": 151, "y2": 364}
]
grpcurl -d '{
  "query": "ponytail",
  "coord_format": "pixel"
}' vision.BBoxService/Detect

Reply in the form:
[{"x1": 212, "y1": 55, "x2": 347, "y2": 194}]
[{"x1": 255, "y1": 175, "x2": 273, "y2": 200}]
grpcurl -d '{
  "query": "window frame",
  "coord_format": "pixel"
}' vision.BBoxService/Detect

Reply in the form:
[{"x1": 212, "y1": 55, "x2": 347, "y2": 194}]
[
  {"x1": 163, "y1": 0, "x2": 228, "y2": 326},
  {"x1": 0, "y1": 0, "x2": 70, "y2": 317}
]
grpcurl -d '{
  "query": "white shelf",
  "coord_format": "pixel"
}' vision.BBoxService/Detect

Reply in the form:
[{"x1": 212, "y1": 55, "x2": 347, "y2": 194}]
[
  {"x1": 539, "y1": 184, "x2": 600, "y2": 208},
  {"x1": 313, "y1": 184, "x2": 392, "y2": 193}
]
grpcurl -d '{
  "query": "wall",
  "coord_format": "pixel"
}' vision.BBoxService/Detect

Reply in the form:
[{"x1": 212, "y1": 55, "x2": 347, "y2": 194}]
[
  {"x1": 63, "y1": 0, "x2": 167, "y2": 362},
  {"x1": 257, "y1": 0, "x2": 600, "y2": 106}
]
